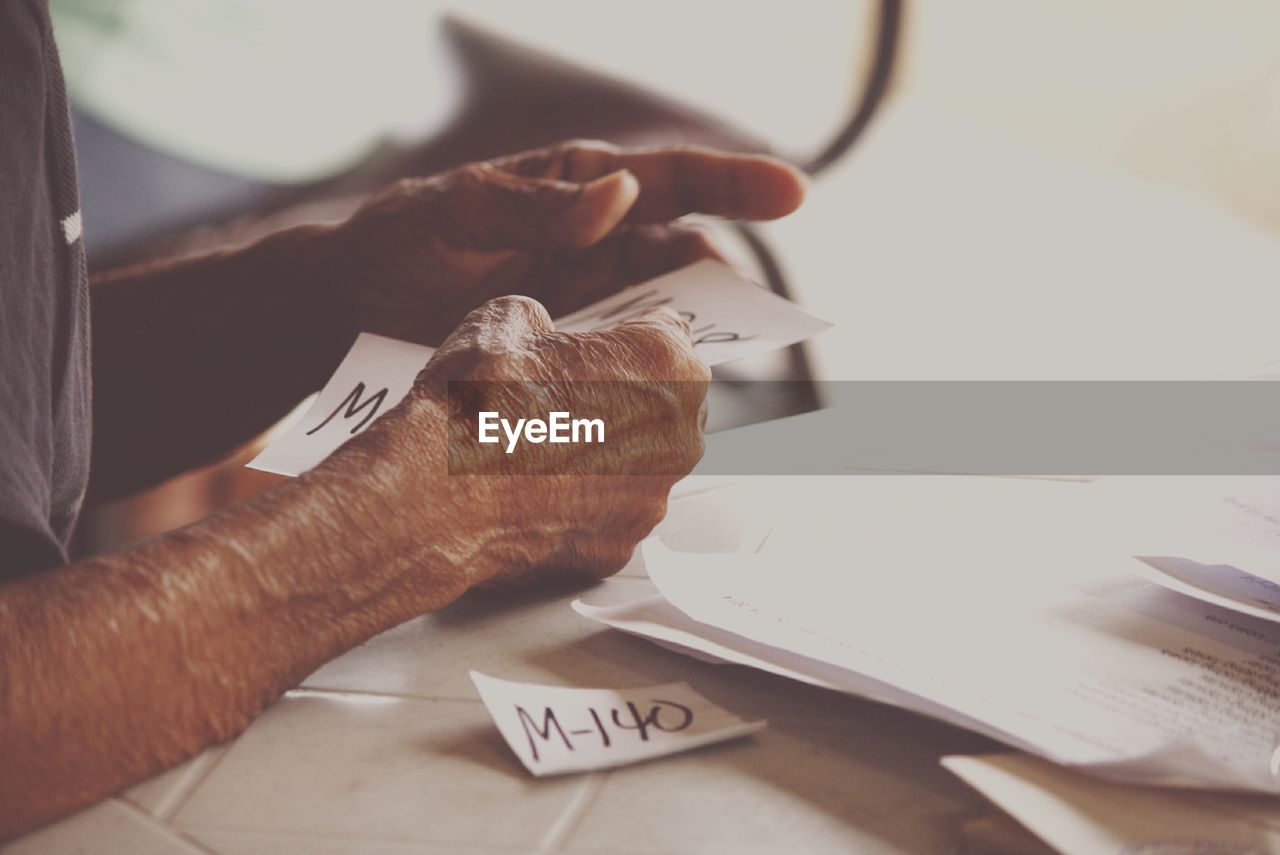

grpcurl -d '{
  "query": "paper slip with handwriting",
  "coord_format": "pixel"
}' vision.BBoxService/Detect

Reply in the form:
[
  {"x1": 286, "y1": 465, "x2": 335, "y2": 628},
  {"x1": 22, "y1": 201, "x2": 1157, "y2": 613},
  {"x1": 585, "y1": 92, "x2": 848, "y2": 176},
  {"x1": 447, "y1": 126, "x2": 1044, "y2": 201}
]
[
  {"x1": 470, "y1": 671, "x2": 765, "y2": 776},
  {"x1": 548, "y1": 259, "x2": 829, "y2": 358},
  {"x1": 248, "y1": 260, "x2": 829, "y2": 476}
]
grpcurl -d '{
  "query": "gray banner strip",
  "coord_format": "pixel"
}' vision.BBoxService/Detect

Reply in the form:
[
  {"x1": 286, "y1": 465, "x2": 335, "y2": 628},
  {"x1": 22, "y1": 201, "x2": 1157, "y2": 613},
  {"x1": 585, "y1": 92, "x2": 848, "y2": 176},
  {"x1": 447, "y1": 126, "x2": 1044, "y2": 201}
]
[{"x1": 695, "y1": 382, "x2": 1280, "y2": 476}]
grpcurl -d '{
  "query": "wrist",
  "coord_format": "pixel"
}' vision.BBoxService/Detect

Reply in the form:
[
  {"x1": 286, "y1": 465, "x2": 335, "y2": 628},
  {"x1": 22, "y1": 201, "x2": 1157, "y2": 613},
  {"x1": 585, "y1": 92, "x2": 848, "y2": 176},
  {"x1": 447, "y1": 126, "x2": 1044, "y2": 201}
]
[{"x1": 305, "y1": 393, "x2": 478, "y2": 616}]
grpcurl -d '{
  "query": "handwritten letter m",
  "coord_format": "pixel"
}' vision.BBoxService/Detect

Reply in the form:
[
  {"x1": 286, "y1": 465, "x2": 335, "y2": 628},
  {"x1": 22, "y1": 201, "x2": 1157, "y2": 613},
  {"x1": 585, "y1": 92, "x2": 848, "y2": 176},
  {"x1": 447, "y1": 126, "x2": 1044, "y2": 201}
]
[{"x1": 306, "y1": 382, "x2": 389, "y2": 436}]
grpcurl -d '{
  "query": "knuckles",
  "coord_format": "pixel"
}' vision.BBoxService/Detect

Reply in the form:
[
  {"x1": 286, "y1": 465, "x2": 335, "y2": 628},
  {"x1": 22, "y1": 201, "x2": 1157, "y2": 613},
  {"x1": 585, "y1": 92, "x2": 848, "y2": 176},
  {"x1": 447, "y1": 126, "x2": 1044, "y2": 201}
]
[
  {"x1": 617, "y1": 322, "x2": 710, "y2": 385},
  {"x1": 479, "y1": 294, "x2": 554, "y2": 327},
  {"x1": 411, "y1": 292, "x2": 707, "y2": 479},
  {"x1": 443, "y1": 162, "x2": 501, "y2": 193},
  {"x1": 501, "y1": 139, "x2": 620, "y2": 179},
  {"x1": 553, "y1": 139, "x2": 620, "y2": 157}
]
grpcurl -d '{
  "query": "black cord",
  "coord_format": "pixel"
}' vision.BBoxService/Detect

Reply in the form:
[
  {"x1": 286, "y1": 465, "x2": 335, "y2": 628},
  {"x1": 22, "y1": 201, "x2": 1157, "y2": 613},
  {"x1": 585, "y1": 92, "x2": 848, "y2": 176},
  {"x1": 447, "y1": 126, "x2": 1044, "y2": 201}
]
[
  {"x1": 804, "y1": 0, "x2": 904, "y2": 176},
  {"x1": 742, "y1": 0, "x2": 905, "y2": 305},
  {"x1": 730, "y1": 221, "x2": 823, "y2": 412},
  {"x1": 726, "y1": 0, "x2": 904, "y2": 406}
]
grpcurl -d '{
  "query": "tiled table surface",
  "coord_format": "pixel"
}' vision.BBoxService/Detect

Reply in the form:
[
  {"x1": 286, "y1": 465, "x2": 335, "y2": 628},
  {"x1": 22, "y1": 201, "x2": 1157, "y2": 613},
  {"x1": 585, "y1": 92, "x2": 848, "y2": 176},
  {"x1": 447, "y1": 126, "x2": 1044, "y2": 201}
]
[{"x1": 6, "y1": 481, "x2": 1022, "y2": 855}]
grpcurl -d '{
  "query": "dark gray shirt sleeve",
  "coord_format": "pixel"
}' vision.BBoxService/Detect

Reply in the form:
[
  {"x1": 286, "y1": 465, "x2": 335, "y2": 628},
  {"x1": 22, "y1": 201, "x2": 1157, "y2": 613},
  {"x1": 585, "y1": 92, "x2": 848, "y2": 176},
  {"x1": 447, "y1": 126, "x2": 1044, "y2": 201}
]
[{"x1": 0, "y1": 0, "x2": 92, "y2": 580}]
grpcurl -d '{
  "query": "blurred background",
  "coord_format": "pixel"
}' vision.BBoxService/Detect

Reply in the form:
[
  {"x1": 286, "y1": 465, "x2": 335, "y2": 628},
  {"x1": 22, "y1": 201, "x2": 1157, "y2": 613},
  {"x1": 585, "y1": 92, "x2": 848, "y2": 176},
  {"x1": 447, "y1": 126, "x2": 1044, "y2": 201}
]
[{"x1": 61, "y1": 1, "x2": 1280, "y2": 552}]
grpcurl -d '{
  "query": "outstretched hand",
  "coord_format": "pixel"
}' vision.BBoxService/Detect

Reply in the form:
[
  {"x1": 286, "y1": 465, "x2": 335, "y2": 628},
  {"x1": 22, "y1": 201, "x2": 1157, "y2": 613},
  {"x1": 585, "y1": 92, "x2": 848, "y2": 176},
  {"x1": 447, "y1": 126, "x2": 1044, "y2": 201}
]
[{"x1": 318, "y1": 140, "x2": 806, "y2": 345}]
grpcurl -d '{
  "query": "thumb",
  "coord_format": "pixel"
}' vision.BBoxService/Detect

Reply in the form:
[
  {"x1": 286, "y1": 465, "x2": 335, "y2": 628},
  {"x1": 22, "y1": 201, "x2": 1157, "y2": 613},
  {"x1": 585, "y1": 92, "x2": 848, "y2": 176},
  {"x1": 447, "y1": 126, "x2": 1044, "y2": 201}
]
[{"x1": 477, "y1": 167, "x2": 639, "y2": 250}]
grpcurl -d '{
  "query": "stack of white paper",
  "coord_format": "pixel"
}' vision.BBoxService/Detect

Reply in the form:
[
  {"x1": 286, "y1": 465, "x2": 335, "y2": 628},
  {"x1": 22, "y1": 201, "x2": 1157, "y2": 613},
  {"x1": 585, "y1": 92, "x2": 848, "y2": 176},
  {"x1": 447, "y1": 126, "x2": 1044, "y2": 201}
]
[{"x1": 576, "y1": 475, "x2": 1280, "y2": 795}]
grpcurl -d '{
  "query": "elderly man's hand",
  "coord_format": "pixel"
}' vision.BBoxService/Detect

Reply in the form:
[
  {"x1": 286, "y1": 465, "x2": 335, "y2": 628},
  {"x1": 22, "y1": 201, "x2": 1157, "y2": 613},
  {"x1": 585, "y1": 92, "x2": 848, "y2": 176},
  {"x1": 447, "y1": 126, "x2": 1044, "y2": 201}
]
[
  {"x1": 322, "y1": 293, "x2": 708, "y2": 597},
  {"x1": 315, "y1": 140, "x2": 806, "y2": 345}
]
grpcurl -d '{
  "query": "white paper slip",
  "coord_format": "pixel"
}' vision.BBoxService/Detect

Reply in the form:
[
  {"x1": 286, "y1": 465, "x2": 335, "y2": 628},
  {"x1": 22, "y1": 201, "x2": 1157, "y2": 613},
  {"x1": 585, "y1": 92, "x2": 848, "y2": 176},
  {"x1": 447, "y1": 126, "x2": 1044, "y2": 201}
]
[
  {"x1": 247, "y1": 332, "x2": 429, "y2": 476},
  {"x1": 248, "y1": 260, "x2": 829, "y2": 476},
  {"x1": 550, "y1": 259, "x2": 830, "y2": 364},
  {"x1": 469, "y1": 671, "x2": 765, "y2": 777},
  {"x1": 943, "y1": 753, "x2": 1280, "y2": 855},
  {"x1": 1104, "y1": 477, "x2": 1280, "y2": 586},
  {"x1": 1086, "y1": 476, "x2": 1280, "y2": 621},
  {"x1": 1134, "y1": 557, "x2": 1280, "y2": 624}
]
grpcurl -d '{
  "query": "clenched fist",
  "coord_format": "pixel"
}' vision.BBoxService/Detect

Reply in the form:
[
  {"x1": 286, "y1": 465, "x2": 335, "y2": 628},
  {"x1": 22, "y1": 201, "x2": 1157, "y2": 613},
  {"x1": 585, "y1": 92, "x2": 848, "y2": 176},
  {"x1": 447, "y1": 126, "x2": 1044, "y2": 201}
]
[{"x1": 319, "y1": 294, "x2": 709, "y2": 598}]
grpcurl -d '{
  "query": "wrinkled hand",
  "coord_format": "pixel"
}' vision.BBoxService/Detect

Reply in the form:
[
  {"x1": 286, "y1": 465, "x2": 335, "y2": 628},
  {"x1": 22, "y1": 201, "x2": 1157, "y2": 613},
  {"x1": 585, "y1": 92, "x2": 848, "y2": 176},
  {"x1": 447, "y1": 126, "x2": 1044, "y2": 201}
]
[
  {"x1": 320, "y1": 140, "x2": 806, "y2": 344},
  {"x1": 334, "y1": 294, "x2": 708, "y2": 594}
]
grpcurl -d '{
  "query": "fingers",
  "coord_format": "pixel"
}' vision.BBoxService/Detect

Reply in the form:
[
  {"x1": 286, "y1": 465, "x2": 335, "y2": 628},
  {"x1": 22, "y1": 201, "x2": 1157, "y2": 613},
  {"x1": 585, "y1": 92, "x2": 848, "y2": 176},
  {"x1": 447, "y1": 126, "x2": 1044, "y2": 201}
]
[
  {"x1": 381, "y1": 141, "x2": 798, "y2": 262},
  {"x1": 491, "y1": 140, "x2": 807, "y2": 224},
  {"x1": 445, "y1": 163, "x2": 639, "y2": 252},
  {"x1": 546, "y1": 170, "x2": 639, "y2": 247},
  {"x1": 423, "y1": 291, "x2": 708, "y2": 397},
  {"x1": 608, "y1": 306, "x2": 711, "y2": 383},
  {"x1": 622, "y1": 305, "x2": 694, "y2": 339},
  {"x1": 610, "y1": 308, "x2": 711, "y2": 428}
]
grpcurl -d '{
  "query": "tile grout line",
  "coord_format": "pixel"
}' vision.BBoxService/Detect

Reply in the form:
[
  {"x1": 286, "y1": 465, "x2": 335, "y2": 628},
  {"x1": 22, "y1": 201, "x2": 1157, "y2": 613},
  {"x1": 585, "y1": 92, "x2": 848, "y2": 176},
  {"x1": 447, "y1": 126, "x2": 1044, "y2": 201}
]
[
  {"x1": 177, "y1": 825, "x2": 544, "y2": 852},
  {"x1": 127, "y1": 690, "x2": 483, "y2": 823},
  {"x1": 536, "y1": 772, "x2": 607, "y2": 853},
  {"x1": 153, "y1": 747, "x2": 231, "y2": 824},
  {"x1": 290, "y1": 685, "x2": 487, "y2": 704},
  {"x1": 170, "y1": 827, "x2": 225, "y2": 855},
  {"x1": 109, "y1": 797, "x2": 220, "y2": 855}
]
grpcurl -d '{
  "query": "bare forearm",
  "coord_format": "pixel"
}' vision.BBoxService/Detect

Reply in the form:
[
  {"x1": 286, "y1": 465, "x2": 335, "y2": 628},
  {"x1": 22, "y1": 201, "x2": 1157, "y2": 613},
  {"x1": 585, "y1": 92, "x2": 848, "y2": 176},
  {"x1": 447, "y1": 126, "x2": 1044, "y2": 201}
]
[
  {"x1": 89, "y1": 225, "x2": 350, "y2": 501},
  {"x1": 0, "y1": 434, "x2": 465, "y2": 839}
]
